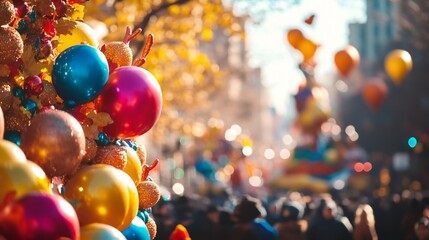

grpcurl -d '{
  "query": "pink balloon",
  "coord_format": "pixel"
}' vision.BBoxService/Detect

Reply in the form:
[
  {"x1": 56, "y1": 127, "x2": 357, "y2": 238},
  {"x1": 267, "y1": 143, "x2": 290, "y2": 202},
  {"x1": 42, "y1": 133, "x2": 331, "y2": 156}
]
[
  {"x1": 95, "y1": 66, "x2": 162, "y2": 139},
  {"x1": 0, "y1": 192, "x2": 80, "y2": 240}
]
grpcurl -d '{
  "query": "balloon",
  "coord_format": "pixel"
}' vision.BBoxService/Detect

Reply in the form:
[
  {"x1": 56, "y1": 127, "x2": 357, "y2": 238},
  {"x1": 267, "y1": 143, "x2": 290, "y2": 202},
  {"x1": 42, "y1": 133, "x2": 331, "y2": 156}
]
[
  {"x1": 0, "y1": 192, "x2": 79, "y2": 240},
  {"x1": 95, "y1": 66, "x2": 162, "y2": 138},
  {"x1": 80, "y1": 223, "x2": 126, "y2": 240},
  {"x1": 21, "y1": 110, "x2": 85, "y2": 177},
  {"x1": 170, "y1": 224, "x2": 191, "y2": 240},
  {"x1": 123, "y1": 146, "x2": 143, "y2": 185},
  {"x1": 56, "y1": 21, "x2": 99, "y2": 53},
  {"x1": 0, "y1": 139, "x2": 27, "y2": 164},
  {"x1": 287, "y1": 29, "x2": 304, "y2": 49},
  {"x1": 116, "y1": 169, "x2": 139, "y2": 231},
  {"x1": 122, "y1": 216, "x2": 151, "y2": 240},
  {"x1": 334, "y1": 45, "x2": 360, "y2": 77},
  {"x1": 136, "y1": 210, "x2": 150, "y2": 223},
  {"x1": 362, "y1": 80, "x2": 388, "y2": 111},
  {"x1": 384, "y1": 49, "x2": 412, "y2": 85},
  {"x1": 63, "y1": 164, "x2": 138, "y2": 230},
  {"x1": 52, "y1": 44, "x2": 109, "y2": 105},
  {"x1": 0, "y1": 107, "x2": 4, "y2": 139},
  {"x1": 297, "y1": 38, "x2": 318, "y2": 62},
  {"x1": 0, "y1": 161, "x2": 51, "y2": 202}
]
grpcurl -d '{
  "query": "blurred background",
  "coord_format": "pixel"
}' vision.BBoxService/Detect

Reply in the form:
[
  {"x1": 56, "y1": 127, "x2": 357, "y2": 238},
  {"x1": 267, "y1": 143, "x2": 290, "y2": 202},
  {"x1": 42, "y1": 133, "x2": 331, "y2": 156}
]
[{"x1": 83, "y1": 0, "x2": 429, "y2": 201}]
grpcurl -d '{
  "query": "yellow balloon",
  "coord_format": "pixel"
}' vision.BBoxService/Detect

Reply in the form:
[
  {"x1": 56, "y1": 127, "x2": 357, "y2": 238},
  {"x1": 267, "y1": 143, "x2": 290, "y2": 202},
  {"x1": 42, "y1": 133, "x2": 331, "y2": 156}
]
[
  {"x1": 123, "y1": 147, "x2": 142, "y2": 185},
  {"x1": 0, "y1": 139, "x2": 27, "y2": 165},
  {"x1": 63, "y1": 164, "x2": 138, "y2": 229},
  {"x1": 116, "y1": 172, "x2": 139, "y2": 231},
  {"x1": 384, "y1": 49, "x2": 412, "y2": 85},
  {"x1": 56, "y1": 21, "x2": 99, "y2": 53},
  {"x1": 0, "y1": 161, "x2": 51, "y2": 201},
  {"x1": 80, "y1": 223, "x2": 126, "y2": 240}
]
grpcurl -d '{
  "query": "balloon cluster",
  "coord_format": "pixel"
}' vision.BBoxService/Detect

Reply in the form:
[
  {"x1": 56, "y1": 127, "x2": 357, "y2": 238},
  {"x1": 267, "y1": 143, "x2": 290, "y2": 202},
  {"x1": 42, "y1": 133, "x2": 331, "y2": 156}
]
[{"x1": 0, "y1": 1, "x2": 163, "y2": 239}]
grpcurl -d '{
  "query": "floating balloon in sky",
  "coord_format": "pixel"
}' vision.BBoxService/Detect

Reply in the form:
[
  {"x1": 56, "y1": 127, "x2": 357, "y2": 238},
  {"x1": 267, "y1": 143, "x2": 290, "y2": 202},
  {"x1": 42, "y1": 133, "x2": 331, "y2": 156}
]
[
  {"x1": 362, "y1": 79, "x2": 388, "y2": 111},
  {"x1": 297, "y1": 38, "x2": 319, "y2": 63},
  {"x1": 384, "y1": 49, "x2": 412, "y2": 85},
  {"x1": 286, "y1": 28, "x2": 304, "y2": 49},
  {"x1": 334, "y1": 45, "x2": 360, "y2": 77}
]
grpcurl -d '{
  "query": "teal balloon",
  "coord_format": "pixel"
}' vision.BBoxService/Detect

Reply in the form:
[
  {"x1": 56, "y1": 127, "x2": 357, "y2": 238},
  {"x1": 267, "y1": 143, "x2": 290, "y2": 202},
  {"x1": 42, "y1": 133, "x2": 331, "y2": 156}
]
[
  {"x1": 121, "y1": 216, "x2": 150, "y2": 240},
  {"x1": 52, "y1": 44, "x2": 109, "y2": 105}
]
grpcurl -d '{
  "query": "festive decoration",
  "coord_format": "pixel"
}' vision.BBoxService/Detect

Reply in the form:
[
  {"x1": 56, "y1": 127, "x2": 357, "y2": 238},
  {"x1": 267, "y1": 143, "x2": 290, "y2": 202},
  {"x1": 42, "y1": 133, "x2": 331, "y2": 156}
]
[
  {"x1": 0, "y1": 139, "x2": 24, "y2": 164},
  {"x1": 287, "y1": 29, "x2": 304, "y2": 49},
  {"x1": 137, "y1": 181, "x2": 161, "y2": 210},
  {"x1": 0, "y1": 160, "x2": 50, "y2": 201},
  {"x1": 82, "y1": 137, "x2": 98, "y2": 162},
  {"x1": 121, "y1": 216, "x2": 151, "y2": 240},
  {"x1": 63, "y1": 164, "x2": 138, "y2": 230},
  {"x1": 123, "y1": 146, "x2": 143, "y2": 185},
  {"x1": 362, "y1": 79, "x2": 388, "y2": 111},
  {"x1": 296, "y1": 38, "x2": 319, "y2": 62},
  {"x1": 0, "y1": 0, "x2": 15, "y2": 26},
  {"x1": 136, "y1": 142, "x2": 147, "y2": 165},
  {"x1": 21, "y1": 110, "x2": 85, "y2": 177},
  {"x1": 170, "y1": 224, "x2": 191, "y2": 240},
  {"x1": 384, "y1": 49, "x2": 413, "y2": 85},
  {"x1": 0, "y1": 192, "x2": 79, "y2": 240},
  {"x1": 0, "y1": 26, "x2": 23, "y2": 64},
  {"x1": 146, "y1": 217, "x2": 157, "y2": 240},
  {"x1": 52, "y1": 44, "x2": 109, "y2": 105},
  {"x1": 92, "y1": 144, "x2": 128, "y2": 170},
  {"x1": 334, "y1": 45, "x2": 360, "y2": 77},
  {"x1": 80, "y1": 223, "x2": 126, "y2": 240},
  {"x1": 0, "y1": 83, "x2": 13, "y2": 113},
  {"x1": 56, "y1": 21, "x2": 99, "y2": 53},
  {"x1": 100, "y1": 27, "x2": 142, "y2": 72},
  {"x1": 95, "y1": 66, "x2": 162, "y2": 138}
]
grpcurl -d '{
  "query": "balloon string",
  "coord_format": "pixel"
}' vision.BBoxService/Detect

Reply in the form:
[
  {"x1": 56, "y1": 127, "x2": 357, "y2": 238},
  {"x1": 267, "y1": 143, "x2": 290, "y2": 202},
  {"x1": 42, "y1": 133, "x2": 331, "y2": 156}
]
[
  {"x1": 133, "y1": 33, "x2": 154, "y2": 67},
  {"x1": 141, "y1": 158, "x2": 159, "y2": 181}
]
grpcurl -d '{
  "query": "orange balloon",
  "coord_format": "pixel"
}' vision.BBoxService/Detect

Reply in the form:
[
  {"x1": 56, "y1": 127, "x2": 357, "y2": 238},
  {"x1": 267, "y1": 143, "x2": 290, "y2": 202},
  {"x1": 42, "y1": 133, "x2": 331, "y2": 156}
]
[
  {"x1": 297, "y1": 38, "x2": 319, "y2": 62},
  {"x1": 334, "y1": 45, "x2": 360, "y2": 77},
  {"x1": 384, "y1": 49, "x2": 412, "y2": 85},
  {"x1": 286, "y1": 29, "x2": 304, "y2": 49},
  {"x1": 362, "y1": 80, "x2": 388, "y2": 111}
]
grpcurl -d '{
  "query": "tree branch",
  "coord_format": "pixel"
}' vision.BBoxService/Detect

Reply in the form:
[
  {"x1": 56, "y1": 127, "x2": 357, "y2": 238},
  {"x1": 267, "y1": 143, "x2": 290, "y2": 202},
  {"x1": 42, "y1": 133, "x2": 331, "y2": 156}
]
[{"x1": 133, "y1": 0, "x2": 192, "y2": 57}]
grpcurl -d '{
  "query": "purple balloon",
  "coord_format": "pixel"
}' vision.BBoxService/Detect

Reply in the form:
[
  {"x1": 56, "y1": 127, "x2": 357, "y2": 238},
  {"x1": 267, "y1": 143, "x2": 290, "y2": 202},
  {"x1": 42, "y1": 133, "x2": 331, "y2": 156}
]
[{"x1": 0, "y1": 192, "x2": 80, "y2": 240}]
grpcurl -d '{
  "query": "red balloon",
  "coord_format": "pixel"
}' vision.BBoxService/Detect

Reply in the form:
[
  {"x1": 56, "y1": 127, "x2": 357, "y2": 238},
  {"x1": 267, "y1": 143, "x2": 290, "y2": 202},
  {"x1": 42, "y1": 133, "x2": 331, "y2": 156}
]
[
  {"x1": 95, "y1": 66, "x2": 162, "y2": 139},
  {"x1": 362, "y1": 80, "x2": 388, "y2": 111},
  {"x1": 0, "y1": 192, "x2": 80, "y2": 240}
]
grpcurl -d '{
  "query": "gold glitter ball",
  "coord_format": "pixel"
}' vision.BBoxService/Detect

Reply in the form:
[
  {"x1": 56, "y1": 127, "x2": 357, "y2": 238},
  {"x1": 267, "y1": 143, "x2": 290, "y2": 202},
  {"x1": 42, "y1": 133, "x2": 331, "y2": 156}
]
[
  {"x1": 38, "y1": 80, "x2": 57, "y2": 106},
  {"x1": 0, "y1": 83, "x2": 13, "y2": 113},
  {"x1": 82, "y1": 138, "x2": 97, "y2": 162},
  {"x1": 101, "y1": 42, "x2": 133, "y2": 69},
  {"x1": 136, "y1": 142, "x2": 147, "y2": 165},
  {"x1": 0, "y1": 26, "x2": 23, "y2": 64},
  {"x1": 137, "y1": 181, "x2": 161, "y2": 210},
  {"x1": 146, "y1": 217, "x2": 157, "y2": 240},
  {"x1": 91, "y1": 144, "x2": 127, "y2": 170},
  {"x1": 0, "y1": 1, "x2": 14, "y2": 26},
  {"x1": 5, "y1": 105, "x2": 30, "y2": 132}
]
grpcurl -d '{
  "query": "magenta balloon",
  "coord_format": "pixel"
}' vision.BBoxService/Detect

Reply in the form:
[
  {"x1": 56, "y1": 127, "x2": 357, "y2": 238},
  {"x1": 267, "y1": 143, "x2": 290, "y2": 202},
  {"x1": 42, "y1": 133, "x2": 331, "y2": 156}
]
[
  {"x1": 0, "y1": 192, "x2": 80, "y2": 240},
  {"x1": 95, "y1": 66, "x2": 162, "y2": 139}
]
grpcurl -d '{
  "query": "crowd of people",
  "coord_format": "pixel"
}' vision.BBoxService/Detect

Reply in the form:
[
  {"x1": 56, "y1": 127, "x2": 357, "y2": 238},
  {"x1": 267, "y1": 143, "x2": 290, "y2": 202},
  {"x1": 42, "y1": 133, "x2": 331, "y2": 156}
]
[{"x1": 151, "y1": 190, "x2": 429, "y2": 240}]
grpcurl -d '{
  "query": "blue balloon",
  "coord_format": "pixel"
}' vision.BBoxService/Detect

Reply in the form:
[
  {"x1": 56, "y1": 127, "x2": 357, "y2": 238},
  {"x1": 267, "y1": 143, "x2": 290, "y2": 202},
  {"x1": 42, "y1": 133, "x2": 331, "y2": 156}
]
[
  {"x1": 52, "y1": 44, "x2": 109, "y2": 105},
  {"x1": 122, "y1": 216, "x2": 151, "y2": 240}
]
